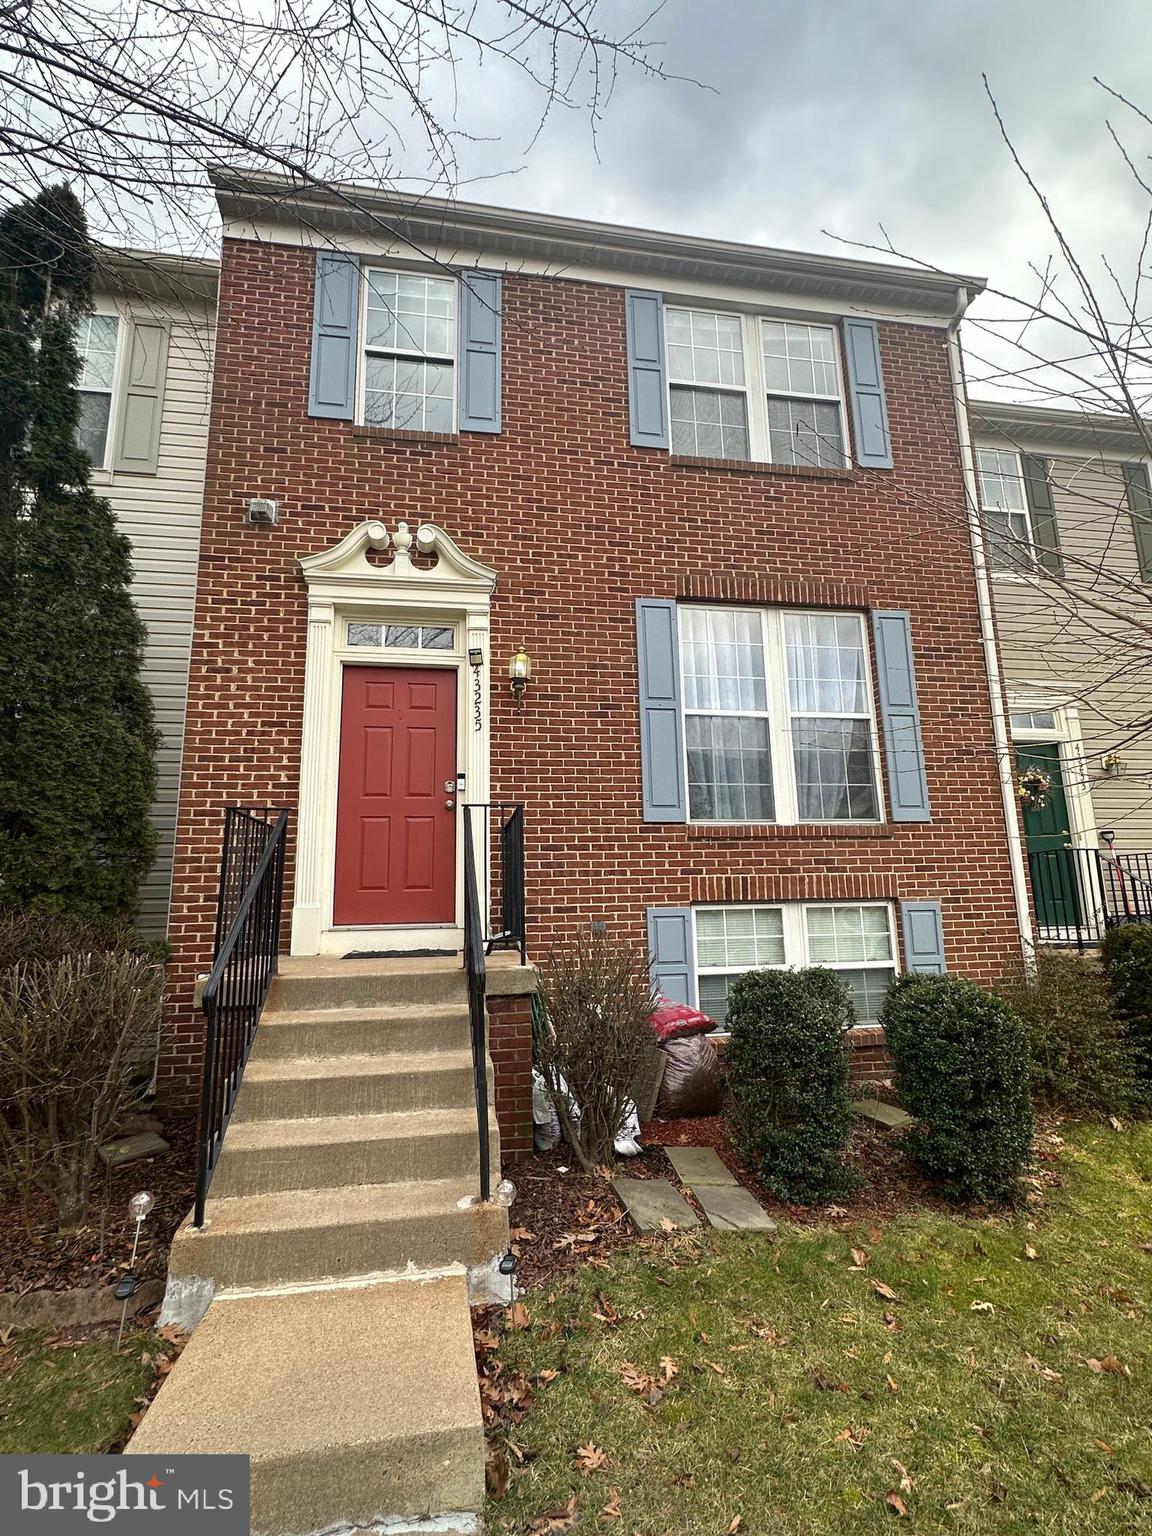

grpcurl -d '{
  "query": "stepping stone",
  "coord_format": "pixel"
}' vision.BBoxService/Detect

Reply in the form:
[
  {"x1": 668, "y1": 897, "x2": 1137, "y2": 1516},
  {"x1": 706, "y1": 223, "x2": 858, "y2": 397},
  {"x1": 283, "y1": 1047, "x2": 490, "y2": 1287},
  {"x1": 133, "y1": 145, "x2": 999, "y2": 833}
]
[
  {"x1": 667, "y1": 1146, "x2": 738, "y2": 1186},
  {"x1": 851, "y1": 1098, "x2": 913, "y2": 1129},
  {"x1": 694, "y1": 1183, "x2": 778, "y2": 1233},
  {"x1": 612, "y1": 1177, "x2": 700, "y2": 1233},
  {"x1": 99, "y1": 1131, "x2": 170, "y2": 1166}
]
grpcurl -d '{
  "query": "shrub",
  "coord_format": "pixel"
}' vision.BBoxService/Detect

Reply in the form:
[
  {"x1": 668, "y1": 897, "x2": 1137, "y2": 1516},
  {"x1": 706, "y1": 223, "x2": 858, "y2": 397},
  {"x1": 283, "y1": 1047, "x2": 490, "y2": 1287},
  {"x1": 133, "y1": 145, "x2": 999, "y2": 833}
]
[
  {"x1": 0, "y1": 912, "x2": 168, "y2": 971},
  {"x1": 882, "y1": 975, "x2": 1033, "y2": 1205},
  {"x1": 723, "y1": 967, "x2": 859, "y2": 1206},
  {"x1": 536, "y1": 930, "x2": 661, "y2": 1172},
  {"x1": 997, "y1": 949, "x2": 1141, "y2": 1116},
  {"x1": 1101, "y1": 923, "x2": 1152, "y2": 1093},
  {"x1": 0, "y1": 951, "x2": 164, "y2": 1230}
]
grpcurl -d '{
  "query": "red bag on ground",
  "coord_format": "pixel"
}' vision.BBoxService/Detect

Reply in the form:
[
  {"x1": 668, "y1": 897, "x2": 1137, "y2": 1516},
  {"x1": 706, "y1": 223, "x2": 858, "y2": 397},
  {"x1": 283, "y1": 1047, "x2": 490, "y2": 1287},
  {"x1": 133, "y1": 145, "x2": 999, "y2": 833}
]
[
  {"x1": 655, "y1": 1033, "x2": 722, "y2": 1119},
  {"x1": 650, "y1": 996, "x2": 717, "y2": 1043}
]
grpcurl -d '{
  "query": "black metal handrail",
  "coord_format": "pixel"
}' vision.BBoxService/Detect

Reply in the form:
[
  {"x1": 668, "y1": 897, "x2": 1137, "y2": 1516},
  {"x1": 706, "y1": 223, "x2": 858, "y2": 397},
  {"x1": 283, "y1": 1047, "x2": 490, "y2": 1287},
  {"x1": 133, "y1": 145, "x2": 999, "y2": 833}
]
[
  {"x1": 195, "y1": 807, "x2": 289, "y2": 1225},
  {"x1": 463, "y1": 807, "x2": 493, "y2": 1204},
  {"x1": 1027, "y1": 845, "x2": 1152, "y2": 950},
  {"x1": 467, "y1": 801, "x2": 527, "y2": 963}
]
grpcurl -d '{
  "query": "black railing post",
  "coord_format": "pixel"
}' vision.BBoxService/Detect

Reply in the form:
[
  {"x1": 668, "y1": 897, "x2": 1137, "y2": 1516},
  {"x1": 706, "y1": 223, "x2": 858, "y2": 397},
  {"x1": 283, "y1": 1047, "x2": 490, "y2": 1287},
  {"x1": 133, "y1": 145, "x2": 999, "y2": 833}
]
[
  {"x1": 195, "y1": 807, "x2": 290, "y2": 1227},
  {"x1": 463, "y1": 806, "x2": 492, "y2": 1204}
]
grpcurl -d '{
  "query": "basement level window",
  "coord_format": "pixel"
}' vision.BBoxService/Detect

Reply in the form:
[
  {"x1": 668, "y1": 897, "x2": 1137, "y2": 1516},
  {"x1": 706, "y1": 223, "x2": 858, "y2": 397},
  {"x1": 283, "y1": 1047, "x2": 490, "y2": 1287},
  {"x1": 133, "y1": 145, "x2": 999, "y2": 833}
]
[{"x1": 346, "y1": 622, "x2": 456, "y2": 650}]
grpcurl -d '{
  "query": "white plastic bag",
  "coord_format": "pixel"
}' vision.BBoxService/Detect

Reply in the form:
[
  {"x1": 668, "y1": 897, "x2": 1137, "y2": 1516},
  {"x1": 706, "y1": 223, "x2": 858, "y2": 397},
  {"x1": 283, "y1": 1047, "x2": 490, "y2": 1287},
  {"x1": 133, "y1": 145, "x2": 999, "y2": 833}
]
[
  {"x1": 532, "y1": 1068, "x2": 561, "y2": 1151},
  {"x1": 614, "y1": 1099, "x2": 643, "y2": 1157}
]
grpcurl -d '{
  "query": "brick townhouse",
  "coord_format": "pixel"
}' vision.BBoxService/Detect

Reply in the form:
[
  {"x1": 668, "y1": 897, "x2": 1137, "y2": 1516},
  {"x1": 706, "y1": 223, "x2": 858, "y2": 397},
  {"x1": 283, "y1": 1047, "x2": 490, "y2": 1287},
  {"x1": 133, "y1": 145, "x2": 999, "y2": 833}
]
[{"x1": 160, "y1": 170, "x2": 1034, "y2": 1151}]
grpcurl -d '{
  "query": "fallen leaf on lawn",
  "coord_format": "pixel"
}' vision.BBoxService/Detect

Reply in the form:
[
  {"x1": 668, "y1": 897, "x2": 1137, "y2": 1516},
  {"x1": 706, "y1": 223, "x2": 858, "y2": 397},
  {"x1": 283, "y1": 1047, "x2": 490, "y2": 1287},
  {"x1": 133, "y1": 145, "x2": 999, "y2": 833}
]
[
  {"x1": 851, "y1": 1247, "x2": 869, "y2": 1268},
  {"x1": 526, "y1": 1494, "x2": 577, "y2": 1535},
  {"x1": 509, "y1": 1302, "x2": 531, "y2": 1330},
  {"x1": 1091, "y1": 1489, "x2": 1107, "y2": 1503},
  {"x1": 538, "y1": 1369, "x2": 560, "y2": 1384},
  {"x1": 619, "y1": 1363, "x2": 649, "y2": 1395},
  {"x1": 870, "y1": 1279, "x2": 900, "y2": 1303},
  {"x1": 659, "y1": 1217, "x2": 678, "y2": 1233},
  {"x1": 808, "y1": 1370, "x2": 850, "y2": 1393},
  {"x1": 1109, "y1": 1116, "x2": 1124, "y2": 1131},
  {"x1": 1023, "y1": 1354, "x2": 1062, "y2": 1383},
  {"x1": 728, "y1": 1517, "x2": 743, "y2": 1534},
  {"x1": 574, "y1": 1443, "x2": 609, "y2": 1475},
  {"x1": 593, "y1": 1291, "x2": 620, "y2": 1326},
  {"x1": 485, "y1": 1447, "x2": 511, "y2": 1499},
  {"x1": 1023, "y1": 1244, "x2": 1038, "y2": 1261},
  {"x1": 670, "y1": 1472, "x2": 696, "y2": 1489},
  {"x1": 598, "y1": 1490, "x2": 621, "y2": 1521},
  {"x1": 1086, "y1": 1353, "x2": 1130, "y2": 1376},
  {"x1": 1096, "y1": 1440, "x2": 1113, "y2": 1454},
  {"x1": 970, "y1": 1301, "x2": 996, "y2": 1314},
  {"x1": 891, "y1": 1459, "x2": 915, "y2": 1493},
  {"x1": 835, "y1": 1426, "x2": 865, "y2": 1451},
  {"x1": 885, "y1": 1374, "x2": 899, "y2": 1395},
  {"x1": 659, "y1": 1355, "x2": 679, "y2": 1383},
  {"x1": 885, "y1": 1491, "x2": 909, "y2": 1517}
]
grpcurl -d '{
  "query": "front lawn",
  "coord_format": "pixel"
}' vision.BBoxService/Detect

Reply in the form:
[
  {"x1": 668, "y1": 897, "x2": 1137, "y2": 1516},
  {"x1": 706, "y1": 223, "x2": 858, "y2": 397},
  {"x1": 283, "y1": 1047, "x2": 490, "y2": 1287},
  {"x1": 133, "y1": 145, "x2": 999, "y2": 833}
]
[
  {"x1": 0, "y1": 1330, "x2": 170, "y2": 1454},
  {"x1": 489, "y1": 1121, "x2": 1152, "y2": 1533}
]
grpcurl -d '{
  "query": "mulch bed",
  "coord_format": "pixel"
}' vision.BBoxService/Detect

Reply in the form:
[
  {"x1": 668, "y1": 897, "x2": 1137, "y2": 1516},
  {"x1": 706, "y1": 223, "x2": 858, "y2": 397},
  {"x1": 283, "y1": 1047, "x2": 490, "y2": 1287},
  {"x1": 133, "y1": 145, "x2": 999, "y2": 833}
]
[
  {"x1": 0, "y1": 1114, "x2": 197, "y2": 1296},
  {"x1": 506, "y1": 1111, "x2": 1066, "y2": 1290}
]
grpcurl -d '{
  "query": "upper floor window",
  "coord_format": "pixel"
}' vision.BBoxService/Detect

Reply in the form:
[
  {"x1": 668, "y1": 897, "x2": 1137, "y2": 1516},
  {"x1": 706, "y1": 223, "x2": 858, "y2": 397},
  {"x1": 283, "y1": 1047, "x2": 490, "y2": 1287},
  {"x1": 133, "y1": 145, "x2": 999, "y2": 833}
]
[
  {"x1": 361, "y1": 270, "x2": 456, "y2": 432},
  {"x1": 680, "y1": 605, "x2": 881, "y2": 824},
  {"x1": 666, "y1": 308, "x2": 847, "y2": 469},
  {"x1": 75, "y1": 314, "x2": 120, "y2": 466},
  {"x1": 976, "y1": 447, "x2": 1033, "y2": 572}
]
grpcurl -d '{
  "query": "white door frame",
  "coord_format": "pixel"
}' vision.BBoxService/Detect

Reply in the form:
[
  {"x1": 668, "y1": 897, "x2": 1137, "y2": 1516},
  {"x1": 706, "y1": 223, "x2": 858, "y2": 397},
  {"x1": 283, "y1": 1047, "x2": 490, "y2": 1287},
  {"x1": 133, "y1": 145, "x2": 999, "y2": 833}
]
[
  {"x1": 293, "y1": 520, "x2": 497, "y2": 956},
  {"x1": 1008, "y1": 691, "x2": 1097, "y2": 849}
]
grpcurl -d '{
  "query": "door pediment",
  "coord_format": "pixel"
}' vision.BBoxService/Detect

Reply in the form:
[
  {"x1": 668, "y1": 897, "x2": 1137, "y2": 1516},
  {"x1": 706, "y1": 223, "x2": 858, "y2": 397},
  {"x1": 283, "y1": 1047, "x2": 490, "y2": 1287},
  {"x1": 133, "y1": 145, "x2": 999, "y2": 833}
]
[{"x1": 299, "y1": 520, "x2": 497, "y2": 606}]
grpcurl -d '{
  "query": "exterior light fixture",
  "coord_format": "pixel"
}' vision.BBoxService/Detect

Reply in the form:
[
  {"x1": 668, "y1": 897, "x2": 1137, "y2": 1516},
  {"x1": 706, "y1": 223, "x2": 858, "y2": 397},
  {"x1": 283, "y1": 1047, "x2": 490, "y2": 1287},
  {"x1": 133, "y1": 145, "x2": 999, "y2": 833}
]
[
  {"x1": 117, "y1": 1190, "x2": 156, "y2": 1348},
  {"x1": 508, "y1": 645, "x2": 532, "y2": 704},
  {"x1": 1101, "y1": 752, "x2": 1128, "y2": 778},
  {"x1": 468, "y1": 646, "x2": 484, "y2": 668}
]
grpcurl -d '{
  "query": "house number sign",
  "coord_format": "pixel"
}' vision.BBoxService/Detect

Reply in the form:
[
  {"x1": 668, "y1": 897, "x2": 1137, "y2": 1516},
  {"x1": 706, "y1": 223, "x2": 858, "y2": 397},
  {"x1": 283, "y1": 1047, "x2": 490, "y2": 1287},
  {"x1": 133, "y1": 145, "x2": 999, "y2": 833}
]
[{"x1": 473, "y1": 665, "x2": 483, "y2": 733}]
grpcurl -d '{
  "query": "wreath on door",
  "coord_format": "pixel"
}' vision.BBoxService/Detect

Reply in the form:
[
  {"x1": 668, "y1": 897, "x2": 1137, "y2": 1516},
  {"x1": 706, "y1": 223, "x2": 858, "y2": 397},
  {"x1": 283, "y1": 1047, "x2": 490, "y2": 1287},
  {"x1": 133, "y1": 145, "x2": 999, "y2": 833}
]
[{"x1": 1017, "y1": 766, "x2": 1054, "y2": 812}]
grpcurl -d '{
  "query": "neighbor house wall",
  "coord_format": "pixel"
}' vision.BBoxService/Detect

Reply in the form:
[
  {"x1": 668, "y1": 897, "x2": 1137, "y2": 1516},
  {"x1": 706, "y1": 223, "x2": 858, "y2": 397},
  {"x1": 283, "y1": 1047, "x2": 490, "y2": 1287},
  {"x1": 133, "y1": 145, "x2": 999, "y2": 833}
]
[{"x1": 92, "y1": 281, "x2": 215, "y2": 934}]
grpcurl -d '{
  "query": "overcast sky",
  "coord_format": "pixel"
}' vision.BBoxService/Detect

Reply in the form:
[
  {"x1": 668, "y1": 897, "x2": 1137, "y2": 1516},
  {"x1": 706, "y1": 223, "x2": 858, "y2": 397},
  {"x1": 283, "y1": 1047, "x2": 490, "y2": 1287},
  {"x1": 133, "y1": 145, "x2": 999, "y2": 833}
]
[{"x1": 408, "y1": 0, "x2": 1152, "y2": 401}]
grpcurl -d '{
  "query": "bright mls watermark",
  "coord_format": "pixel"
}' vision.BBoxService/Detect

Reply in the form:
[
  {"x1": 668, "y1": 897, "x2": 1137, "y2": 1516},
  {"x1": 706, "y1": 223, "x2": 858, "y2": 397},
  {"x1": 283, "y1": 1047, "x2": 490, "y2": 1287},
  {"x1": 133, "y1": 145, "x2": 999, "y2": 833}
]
[{"x1": 2, "y1": 1456, "x2": 249, "y2": 1532}]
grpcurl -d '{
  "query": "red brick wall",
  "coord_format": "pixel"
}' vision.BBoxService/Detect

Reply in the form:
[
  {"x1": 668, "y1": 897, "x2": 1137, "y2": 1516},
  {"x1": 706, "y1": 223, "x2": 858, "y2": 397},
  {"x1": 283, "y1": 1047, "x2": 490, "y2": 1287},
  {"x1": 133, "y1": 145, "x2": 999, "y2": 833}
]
[
  {"x1": 159, "y1": 236, "x2": 1026, "y2": 1104},
  {"x1": 487, "y1": 994, "x2": 534, "y2": 1164}
]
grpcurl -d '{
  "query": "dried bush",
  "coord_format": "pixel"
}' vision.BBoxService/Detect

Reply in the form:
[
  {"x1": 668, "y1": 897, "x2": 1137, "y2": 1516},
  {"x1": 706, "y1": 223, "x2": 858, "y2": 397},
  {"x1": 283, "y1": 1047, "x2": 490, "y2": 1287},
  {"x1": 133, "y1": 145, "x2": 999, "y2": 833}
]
[
  {"x1": 0, "y1": 951, "x2": 164, "y2": 1230},
  {"x1": 997, "y1": 949, "x2": 1142, "y2": 1116},
  {"x1": 882, "y1": 974, "x2": 1033, "y2": 1206},
  {"x1": 723, "y1": 967, "x2": 860, "y2": 1206},
  {"x1": 0, "y1": 911, "x2": 168, "y2": 970},
  {"x1": 536, "y1": 930, "x2": 659, "y2": 1172}
]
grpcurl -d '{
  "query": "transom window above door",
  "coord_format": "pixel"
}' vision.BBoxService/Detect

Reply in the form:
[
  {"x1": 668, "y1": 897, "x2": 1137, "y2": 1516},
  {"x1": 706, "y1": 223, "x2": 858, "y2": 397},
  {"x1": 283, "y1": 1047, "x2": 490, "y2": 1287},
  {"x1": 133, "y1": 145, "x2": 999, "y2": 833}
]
[
  {"x1": 679, "y1": 605, "x2": 881, "y2": 824},
  {"x1": 666, "y1": 308, "x2": 847, "y2": 469},
  {"x1": 362, "y1": 269, "x2": 456, "y2": 432},
  {"x1": 346, "y1": 621, "x2": 456, "y2": 650}
]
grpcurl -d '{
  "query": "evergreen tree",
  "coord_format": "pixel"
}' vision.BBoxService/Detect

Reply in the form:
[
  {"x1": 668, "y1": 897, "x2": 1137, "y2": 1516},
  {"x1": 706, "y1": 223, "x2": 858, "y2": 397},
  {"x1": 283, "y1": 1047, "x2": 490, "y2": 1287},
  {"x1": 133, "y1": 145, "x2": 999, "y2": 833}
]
[{"x1": 0, "y1": 186, "x2": 158, "y2": 921}]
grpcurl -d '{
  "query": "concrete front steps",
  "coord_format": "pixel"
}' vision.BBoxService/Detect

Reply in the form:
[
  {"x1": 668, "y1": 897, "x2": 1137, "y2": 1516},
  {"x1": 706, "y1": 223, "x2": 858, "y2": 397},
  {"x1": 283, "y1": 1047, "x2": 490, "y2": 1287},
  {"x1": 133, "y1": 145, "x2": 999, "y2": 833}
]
[
  {"x1": 142, "y1": 954, "x2": 512, "y2": 1535},
  {"x1": 129, "y1": 1274, "x2": 484, "y2": 1536}
]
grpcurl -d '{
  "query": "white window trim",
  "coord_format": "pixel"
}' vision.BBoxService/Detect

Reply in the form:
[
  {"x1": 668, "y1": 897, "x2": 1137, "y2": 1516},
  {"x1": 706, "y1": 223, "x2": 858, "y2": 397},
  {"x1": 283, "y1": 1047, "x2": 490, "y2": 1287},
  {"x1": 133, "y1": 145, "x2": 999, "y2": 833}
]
[
  {"x1": 355, "y1": 266, "x2": 458, "y2": 432},
  {"x1": 679, "y1": 604, "x2": 886, "y2": 827},
  {"x1": 77, "y1": 308, "x2": 124, "y2": 475},
  {"x1": 664, "y1": 307, "x2": 850, "y2": 467},
  {"x1": 975, "y1": 446, "x2": 1039, "y2": 579},
  {"x1": 692, "y1": 901, "x2": 898, "y2": 1031}
]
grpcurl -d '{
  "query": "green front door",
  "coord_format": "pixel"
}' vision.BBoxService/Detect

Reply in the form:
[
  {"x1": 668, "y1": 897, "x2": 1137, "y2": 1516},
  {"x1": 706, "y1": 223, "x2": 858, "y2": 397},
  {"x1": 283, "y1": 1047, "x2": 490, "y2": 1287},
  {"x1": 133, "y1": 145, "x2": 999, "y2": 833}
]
[{"x1": 1018, "y1": 742, "x2": 1081, "y2": 930}]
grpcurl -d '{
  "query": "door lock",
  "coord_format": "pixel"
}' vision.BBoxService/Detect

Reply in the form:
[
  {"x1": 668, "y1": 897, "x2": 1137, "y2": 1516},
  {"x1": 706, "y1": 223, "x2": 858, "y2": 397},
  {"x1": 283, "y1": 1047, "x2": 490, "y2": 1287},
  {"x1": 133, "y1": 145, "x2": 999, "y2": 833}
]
[{"x1": 445, "y1": 799, "x2": 455, "y2": 810}]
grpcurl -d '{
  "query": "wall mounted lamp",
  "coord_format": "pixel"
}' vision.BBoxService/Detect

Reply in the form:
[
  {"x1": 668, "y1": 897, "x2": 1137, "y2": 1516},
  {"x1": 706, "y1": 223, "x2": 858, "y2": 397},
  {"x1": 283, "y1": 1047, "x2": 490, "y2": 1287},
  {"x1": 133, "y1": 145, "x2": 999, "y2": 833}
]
[{"x1": 508, "y1": 645, "x2": 533, "y2": 705}]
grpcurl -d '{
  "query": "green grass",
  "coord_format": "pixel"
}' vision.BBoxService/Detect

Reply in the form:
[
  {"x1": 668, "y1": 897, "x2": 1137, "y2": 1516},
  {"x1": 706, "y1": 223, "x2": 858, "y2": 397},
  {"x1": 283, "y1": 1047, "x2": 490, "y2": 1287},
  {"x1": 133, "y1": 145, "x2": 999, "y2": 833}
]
[
  {"x1": 491, "y1": 1123, "x2": 1152, "y2": 1533},
  {"x1": 0, "y1": 1332, "x2": 156, "y2": 1454}
]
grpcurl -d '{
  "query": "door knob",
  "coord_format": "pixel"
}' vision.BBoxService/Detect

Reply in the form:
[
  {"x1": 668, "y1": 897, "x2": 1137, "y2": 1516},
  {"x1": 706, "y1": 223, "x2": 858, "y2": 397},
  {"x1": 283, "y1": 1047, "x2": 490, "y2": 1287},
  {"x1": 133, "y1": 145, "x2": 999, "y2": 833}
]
[{"x1": 445, "y1": 799, "x2": 455, "y2": 810}]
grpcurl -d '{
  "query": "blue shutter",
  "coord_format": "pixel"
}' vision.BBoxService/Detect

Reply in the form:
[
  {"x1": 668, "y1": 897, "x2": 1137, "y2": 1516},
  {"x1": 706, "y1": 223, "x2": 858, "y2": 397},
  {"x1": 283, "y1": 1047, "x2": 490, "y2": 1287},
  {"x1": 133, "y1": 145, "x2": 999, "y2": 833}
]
[
  {"x1": 625, "y1": 289, "x2": 669, "y2": 449},
  {"x1": 900, "y1": 901, "x2": 946, "y2": 974},
  {"x1": 308, "y1": 251, "x2": 358, "y2": 419},
  {"x1": 636, "y1": 599, "x2": 687, "y2": 822},
  {"x1": 459, "y1": 272, "x2": 502, "y2": 433},
  {"x1": 1123, "y1": 463, "x2": 1152, "y2": 582},
  {"x1": 842, "y1": 318, "x2": 893, "y2": 469},
  {"x1": 871, "y1": 610, "x2": 930, "y2": 822},
  {"x1": 647, "y1": 907, "x2": 696, "y2": 1006}
]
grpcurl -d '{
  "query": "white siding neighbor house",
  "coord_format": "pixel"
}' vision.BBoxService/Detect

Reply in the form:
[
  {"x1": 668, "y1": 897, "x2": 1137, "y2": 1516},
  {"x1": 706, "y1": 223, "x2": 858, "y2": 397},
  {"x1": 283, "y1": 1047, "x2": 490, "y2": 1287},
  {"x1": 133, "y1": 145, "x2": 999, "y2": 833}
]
[{"x1": 84, "y1": 250, "x2": 218, "y2": 933}]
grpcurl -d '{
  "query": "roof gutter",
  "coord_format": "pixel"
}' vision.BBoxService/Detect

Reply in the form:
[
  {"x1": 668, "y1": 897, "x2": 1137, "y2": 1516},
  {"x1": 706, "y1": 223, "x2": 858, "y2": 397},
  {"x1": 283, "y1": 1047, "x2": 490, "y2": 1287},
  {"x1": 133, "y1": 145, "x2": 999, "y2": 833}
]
[{"x1": 946, "y1": 286, "x2": 1034, "y2": 965}]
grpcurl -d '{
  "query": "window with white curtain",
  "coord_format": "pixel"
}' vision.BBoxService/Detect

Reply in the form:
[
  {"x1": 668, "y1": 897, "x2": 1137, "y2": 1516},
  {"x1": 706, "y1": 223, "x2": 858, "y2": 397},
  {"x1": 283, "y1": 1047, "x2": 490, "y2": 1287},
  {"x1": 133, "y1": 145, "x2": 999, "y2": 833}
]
[
  {"x1": 362, "y1": 269, "x2": 456, "y2": 431},
  {"x1": 975, "y1": 447, "x2": 1033, "y2": 572},
  {"x1": 694, "y1": 902, "x2": 897, "y2": 1028},
  {"x1": 680, "y1": 605, "x2": 881, "y2": 824},
  {"x1": 664, "y1": 307, "x2": 847, "y2": 467},
  {"x1": 75, "y1": 314, "x2": 120, "y2": 465}
]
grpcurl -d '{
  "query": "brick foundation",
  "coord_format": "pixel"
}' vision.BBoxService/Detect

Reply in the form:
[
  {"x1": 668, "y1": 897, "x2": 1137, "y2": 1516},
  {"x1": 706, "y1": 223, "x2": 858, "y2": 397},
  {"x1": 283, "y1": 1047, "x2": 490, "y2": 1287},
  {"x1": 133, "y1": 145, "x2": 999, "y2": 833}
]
[
  {"x1": 846, "y1": 1026, "x2": 894, "y2": 1084},
  {"x1": 487, "y1": 993, "x2": 534, "y2": 1165}
]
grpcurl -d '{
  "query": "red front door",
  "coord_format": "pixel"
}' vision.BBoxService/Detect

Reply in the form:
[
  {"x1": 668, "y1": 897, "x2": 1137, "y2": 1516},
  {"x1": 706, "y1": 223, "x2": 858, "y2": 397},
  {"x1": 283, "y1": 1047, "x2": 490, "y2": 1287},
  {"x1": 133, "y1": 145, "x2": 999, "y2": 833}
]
[{"x1": 333, "y1": 666, "x2": 458, "y2": 926}]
